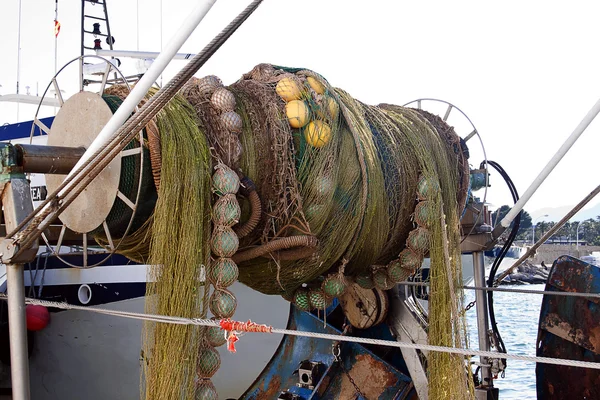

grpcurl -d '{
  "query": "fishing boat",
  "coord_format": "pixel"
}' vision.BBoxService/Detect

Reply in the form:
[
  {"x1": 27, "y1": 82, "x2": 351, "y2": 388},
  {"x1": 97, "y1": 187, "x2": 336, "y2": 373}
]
[{"x1": 1, "y1": 1, "x2": 599, "y2": 400}]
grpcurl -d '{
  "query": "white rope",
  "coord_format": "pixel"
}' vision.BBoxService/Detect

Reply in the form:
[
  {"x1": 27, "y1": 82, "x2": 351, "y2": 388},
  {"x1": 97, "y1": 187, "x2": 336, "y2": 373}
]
[
  {"x1": 399, "y1": 281, "x2": 600, "y2": 299},
  {"x1": 10, "y1": 295, "x2": 600, "y2": 371},
  {"x1": 462, "y1": 285, "x2": 600, "y2": 299}
]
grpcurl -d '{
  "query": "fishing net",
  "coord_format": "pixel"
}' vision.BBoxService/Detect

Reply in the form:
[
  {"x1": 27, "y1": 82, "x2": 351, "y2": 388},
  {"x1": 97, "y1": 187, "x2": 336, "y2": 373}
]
[
  {"x1": 225, "y1": 64, "x2": 472, "y2": 398},
  {"x1": 99, "y1": 61, "x2": 474, "y2": 399},
  {"x1": 137, "y1": 92, "x2": 212, "y2": 400}
]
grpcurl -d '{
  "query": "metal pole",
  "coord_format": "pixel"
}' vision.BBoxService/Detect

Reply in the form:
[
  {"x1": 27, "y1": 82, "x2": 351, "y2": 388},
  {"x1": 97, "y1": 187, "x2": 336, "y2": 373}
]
[
  {"x1": 576, "y1": 222, "x2": 580, "y2": 252},
  {"x1": 16, "y1": 0, "x2": 23, "y2": 121},
  {"x1": 494, "y1": 97, "x2": 600, "y2": 238},
  {"x1": 95, "y1": 49, "x2": 198, "y2": 60},
  {"x1": 6, "y1": 263, "x2": 30, "y2": 400},
  {"x1": 1, "y1": 176, "x2": 39, "y2": 400},
  {"x1": 473, "y1": 251, "x2": 493, "y2": 390}
]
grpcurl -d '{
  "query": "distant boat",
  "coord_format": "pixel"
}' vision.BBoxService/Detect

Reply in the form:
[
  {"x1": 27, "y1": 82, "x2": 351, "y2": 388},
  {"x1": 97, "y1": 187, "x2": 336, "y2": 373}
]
[
  {"x1": 484, "y1": 244, "x2": 526, "y2": 260},
  {"x1": 580, "y1": 251, "x2": 600, "y2": 266}
]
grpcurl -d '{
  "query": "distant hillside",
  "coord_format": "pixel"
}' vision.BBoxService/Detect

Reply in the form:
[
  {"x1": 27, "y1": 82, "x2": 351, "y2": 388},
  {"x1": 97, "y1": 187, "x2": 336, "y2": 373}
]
[{"x1": 530, "y1": 201, "x2": 600, "y2": 222}]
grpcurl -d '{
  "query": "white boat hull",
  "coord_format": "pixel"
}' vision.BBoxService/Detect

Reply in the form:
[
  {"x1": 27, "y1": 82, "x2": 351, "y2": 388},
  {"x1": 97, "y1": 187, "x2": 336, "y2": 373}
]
[{"x1": 23, "y1": 282, "x2": 289, "y2": 399}]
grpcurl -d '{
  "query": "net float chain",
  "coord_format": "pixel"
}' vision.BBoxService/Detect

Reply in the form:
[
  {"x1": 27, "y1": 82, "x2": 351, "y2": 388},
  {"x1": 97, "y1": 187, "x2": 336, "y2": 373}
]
[
  {"x1": 209, "y1": 164, "x2": 241, "y2": 321},
  {"x1": 285, "y1": 259, "x2": 417, "y2": 329},
  {"x1": 276, "y1": 74, "x2": 339, "y2": 149},
  {"x1": 195, "y1": 75, "x2": 242, "y2": 127}
]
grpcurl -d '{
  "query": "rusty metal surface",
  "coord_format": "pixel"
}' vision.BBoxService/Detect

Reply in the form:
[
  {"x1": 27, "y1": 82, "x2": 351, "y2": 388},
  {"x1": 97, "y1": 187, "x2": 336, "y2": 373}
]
[
  {"x1": 16, "y1": 144, "x2": 85, "y2": 175},
  {"x1": 536, "y1": 256, "x2": 600, "y2": 400},
  {"x1": 241, "y1": 305, "x2": 415, "y2": 400},
  {"x1": 318, "y1": 351, "x2": 412, "y2": 400}
]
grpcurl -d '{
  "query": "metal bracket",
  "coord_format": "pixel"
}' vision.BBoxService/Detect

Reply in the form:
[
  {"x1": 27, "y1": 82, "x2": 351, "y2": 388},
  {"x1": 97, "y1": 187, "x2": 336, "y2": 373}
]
[
  {"x1": 388, "y1": 288, "x2": 429, "y2": 400},
  {"x1": 295, "y1": 360, "x2": 325, "y2": 390},
  {"x1": 277, "y1": 392, "x2": 302, "y2": 400},
  {"x1": 0, "y1": 178, "x2": 39, "y2": 264}
]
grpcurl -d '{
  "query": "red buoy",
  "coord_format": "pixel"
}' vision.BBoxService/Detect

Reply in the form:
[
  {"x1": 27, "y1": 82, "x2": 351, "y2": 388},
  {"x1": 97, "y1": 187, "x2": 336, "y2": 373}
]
[{"x1": 25, "y1": 305, "x2": 50, "y2": 331}]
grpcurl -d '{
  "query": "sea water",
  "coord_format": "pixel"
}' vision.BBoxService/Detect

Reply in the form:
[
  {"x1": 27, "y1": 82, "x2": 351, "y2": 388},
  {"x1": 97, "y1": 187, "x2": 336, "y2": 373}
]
[{"x1": 464, "y1": 259, "x2": 545, "y2": 400}]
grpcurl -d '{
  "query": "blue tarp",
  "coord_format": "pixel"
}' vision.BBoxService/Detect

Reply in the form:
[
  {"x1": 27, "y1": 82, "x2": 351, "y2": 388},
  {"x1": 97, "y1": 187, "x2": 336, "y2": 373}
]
[{"x1": 0, "y1": 116, "x2": 54, "y2": 141}]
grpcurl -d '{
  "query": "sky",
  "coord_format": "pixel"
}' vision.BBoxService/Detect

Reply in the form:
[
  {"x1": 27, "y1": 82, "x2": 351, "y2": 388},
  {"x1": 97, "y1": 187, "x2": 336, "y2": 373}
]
[{"x1": 1, "y1": 0, "x2": 600, "y2": 220}]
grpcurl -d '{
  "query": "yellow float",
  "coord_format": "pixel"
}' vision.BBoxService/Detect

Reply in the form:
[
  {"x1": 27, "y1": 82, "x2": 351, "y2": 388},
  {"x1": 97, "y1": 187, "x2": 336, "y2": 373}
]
[
  {"x1": 276, "y1": 77, "x2": 303, "y2": 101},
  {"x1": 307, "y1": 76, "x2": 326, "y2": 95},
  {"x1": 316, "y1": 95, "x2": 339, "y2": 121},
  {"x1": 285, "y1": 100, "x2": 310, "y2": 128},
  {"x1": 304, "y1": 120, "x2": 332, "y2": 148}
]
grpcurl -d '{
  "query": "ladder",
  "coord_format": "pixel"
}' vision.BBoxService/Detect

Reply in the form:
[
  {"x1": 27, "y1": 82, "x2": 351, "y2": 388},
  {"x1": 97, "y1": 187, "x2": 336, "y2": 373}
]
[{"x1": 80, "y1": 0, "x2": 115, "y2": 56}]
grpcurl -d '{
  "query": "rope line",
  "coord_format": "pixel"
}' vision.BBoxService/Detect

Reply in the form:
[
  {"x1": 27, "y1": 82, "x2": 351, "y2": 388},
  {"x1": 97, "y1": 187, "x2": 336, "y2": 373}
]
[
  {"x1": 9, "y1": 295, "x2": 600, "y2": 370},
  {"x1": 399, "y1": 281, "x2": 600, "y2": 299}
]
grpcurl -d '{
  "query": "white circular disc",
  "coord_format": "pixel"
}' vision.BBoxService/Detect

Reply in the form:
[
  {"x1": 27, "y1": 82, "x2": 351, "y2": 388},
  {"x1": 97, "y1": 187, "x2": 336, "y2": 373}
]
[{"x1": 46, "y1": 91, "x2": 122, "y2": 234}]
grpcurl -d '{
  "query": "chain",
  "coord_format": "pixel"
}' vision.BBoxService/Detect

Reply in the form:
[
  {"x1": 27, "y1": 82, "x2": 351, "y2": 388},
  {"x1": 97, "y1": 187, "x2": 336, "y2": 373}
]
[
  {"x1": 331, "y1": 323, "x2": 368, "y2": 399},
  {"x1": 332, "y1": 342, "x2": 367, "y2": 399},
  {"x1": 461, "y1": 299, "x2": 476, "y2": 315}
]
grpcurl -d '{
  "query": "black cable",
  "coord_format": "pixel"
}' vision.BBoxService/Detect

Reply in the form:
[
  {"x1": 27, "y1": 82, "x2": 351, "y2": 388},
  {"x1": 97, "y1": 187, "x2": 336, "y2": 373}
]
[{"x1": 480, "y1": 160, "x2": 521, "y2": 375}]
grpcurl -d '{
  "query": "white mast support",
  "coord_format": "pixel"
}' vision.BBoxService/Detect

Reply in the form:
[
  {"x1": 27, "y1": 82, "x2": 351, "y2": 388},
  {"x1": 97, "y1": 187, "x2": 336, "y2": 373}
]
[
  {"x1": 67, "y1": 0, "x2": 217, "y2": 180},
  {"x1": 496, "y1": 97, "x2": 600, "y2": 234},
  {"x1": 16, "y1": 0, "x2": 23, "y2": 120},
  {"x1": 96, "y1": 49, "x2": 198, "y2": 60},
  {"x1": 0, "y1": 94, "x2": 60, "y2": 108},
  {"x1": 16, "y1": 0, "x2": 22, "y2": 96}
]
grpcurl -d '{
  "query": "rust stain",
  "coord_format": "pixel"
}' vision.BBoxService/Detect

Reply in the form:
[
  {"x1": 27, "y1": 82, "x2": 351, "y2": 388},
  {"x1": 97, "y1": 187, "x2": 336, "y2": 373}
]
[
  {"x1": 339, "y1": 354, "x2": 397, "y2": 400},
  {"x1": 256, "y1": 375, "x2": 281, "y2": 400},
  {"x1": 590, "y1": 325, "x2": 600, "y2": 353},
  {"x1": 316, "y1": 375, "x2": 331, "y2": 397}
]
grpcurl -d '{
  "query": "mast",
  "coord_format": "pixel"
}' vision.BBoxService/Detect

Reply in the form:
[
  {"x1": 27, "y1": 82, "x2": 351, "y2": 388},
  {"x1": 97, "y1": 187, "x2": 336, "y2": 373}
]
[{"x1": 16, "y1": 0, "x2": 23, "y2": 120}]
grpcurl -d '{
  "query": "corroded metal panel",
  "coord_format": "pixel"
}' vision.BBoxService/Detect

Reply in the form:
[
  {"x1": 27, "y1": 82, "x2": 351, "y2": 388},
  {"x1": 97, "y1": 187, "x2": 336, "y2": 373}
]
[
  {"x1": 241, "y1": 305, "x2": 415, "y2": 399},
  {"x1": 536, "y1": 256, "x2": 600, "y2": 400}
]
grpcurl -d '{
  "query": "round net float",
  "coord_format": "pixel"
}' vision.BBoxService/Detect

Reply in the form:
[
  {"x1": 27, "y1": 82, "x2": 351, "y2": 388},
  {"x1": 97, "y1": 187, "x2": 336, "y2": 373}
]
[
  {"x1": 407, "y1": 227, "x2": 432, "y2": 254},
  {"x1": 197, "y1": 75, "x2": 223, "y2": 99},
  {"x1": 212, "y1": 194, "x2": 241, "y2": 227},
  {"x1": 417, "y1": 175, "x2": 441, "y2": 201},
  {"x1": 414, "y1": 200, "x2": 436, "y2": 228},
  {"x1": 315, "y1": 95, "x2": 339, "y2": 122},
  {"x1": 399, "y1": 248, "x2": 423, "y2": 272},
  {"x1": 355, "y1": 273, "x2": 375, "y2": 290},
  {"x1": 275, "y1": 75, "x2": 303, "y2": 102},
  {"x1": 210, "y1": 226, "x2": 239, "y2": 258},
  {"x1": 308, "y1": 289, "x2": 328, "y2": 310},
  {"x1": 293, "y1": 288, "x2": 311, "y2": 312},
  {"x1": 322, "y1": 274, "x2": 346, "y2": 298},
  {"x1": 208, "y1": 257, "x2": 239, "y2": 288},
  {"x1": 205, "y1": 318, "x2": 227, "y2": 348},
  {"x1": 220, "y1": 110, "x2": 243, "y2": 133},
  {"x1": 304, "y1": 120, "x2": 332, "y2": 148},
  {"x1": 209, "y1": 288, "x2": 237, "y2": 319},
  {"x1": 373, "y1": 268, "x2": 394, "y2": 290},
  {"x1": 212, "y1": 165, "x2": 240, "y2": 196},
  {"x1": 285, "y1": 99, "x2": 310, "y2": 129},
  {"x1": 228, "y1": 135, "x2": 244, "y2": 169},
  {"x1": 306, "y1": 76, "x2": 326, "y2": 95},
  {"x1": 387, "y1": 259, "x2": 409, "y2": 283},
  {"x1": 195, "y1": 379, "x2": 218, "y2": 400},
  {"x1": 339, "y1": 283, "x2": 389, "y2": 330},
  {"x1": 210, "y1": 87, "x2": 236, "y2": 112},
  {"x1": 196, "y1": 346, "x2": 221, "y2": 379}
]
